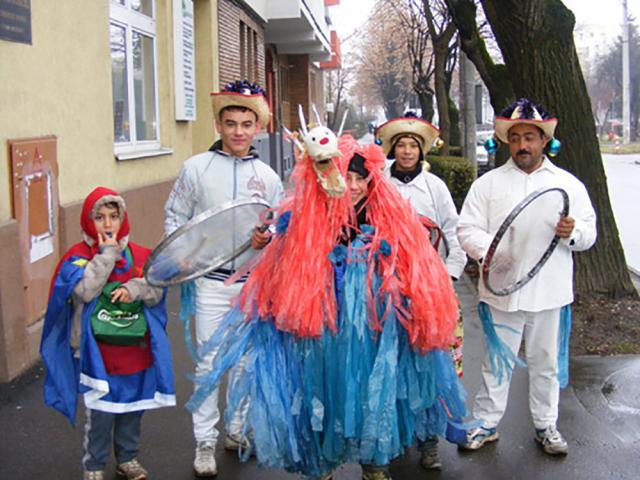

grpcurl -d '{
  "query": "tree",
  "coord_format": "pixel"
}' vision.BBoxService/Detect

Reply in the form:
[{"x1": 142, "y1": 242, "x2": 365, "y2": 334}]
[
  {"x1": 422, "y1": 0, "x2": 458, "y2": 154},
  {"x1": 384, "y1": 0, "x2": 461, "y2": 148},
  {"x1": 385, "y1": 0, "x2": 437, "y2": 122},
  {"x1": 325, "y1": 60, "x2": 354, "y2": 131},
  {"x1": 594, "y1": 23, "x2": 640, "y2": 140},
  {"x1": 444, "y1": 0, "x2": 514, "y2": 163},
  {"x1": 352, "y1": 1, "x2": 412, "y2": 120},
  {"x1": 446, "y1": 0, "x2": 636, "y2": 298},
  {"x1": 444, "y1": 0, "x2": 514, "y2": 113}
]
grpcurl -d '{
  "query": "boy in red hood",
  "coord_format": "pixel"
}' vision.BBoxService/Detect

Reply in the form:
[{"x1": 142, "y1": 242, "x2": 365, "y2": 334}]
[{"x1": 41, "y1": 187, "x2": 175, "y2": 480}]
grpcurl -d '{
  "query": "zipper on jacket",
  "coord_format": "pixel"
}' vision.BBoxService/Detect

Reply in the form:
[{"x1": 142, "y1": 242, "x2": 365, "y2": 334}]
[{"x1": 232, "y1": 158, "x2": 238, "y2": 271}]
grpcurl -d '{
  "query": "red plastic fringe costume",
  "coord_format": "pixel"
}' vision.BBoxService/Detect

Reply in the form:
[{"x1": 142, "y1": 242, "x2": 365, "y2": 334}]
[{"x1": 239, "y1": 136, "x2": 458, "y2": 353}]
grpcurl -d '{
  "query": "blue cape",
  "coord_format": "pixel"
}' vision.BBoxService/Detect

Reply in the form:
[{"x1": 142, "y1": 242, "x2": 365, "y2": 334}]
[{"x1": 40, "y1": 256, "x2": 176, "y2": 425}]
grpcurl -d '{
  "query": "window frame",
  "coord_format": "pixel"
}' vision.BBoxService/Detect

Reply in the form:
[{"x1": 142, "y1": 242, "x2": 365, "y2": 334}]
[{"x1": 110, "y1": 0, "x2": 162, "y2": 159}]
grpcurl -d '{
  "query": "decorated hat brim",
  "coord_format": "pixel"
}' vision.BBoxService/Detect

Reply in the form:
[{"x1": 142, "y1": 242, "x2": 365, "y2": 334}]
[
  {"x1": 211, "y1": 92, "x2": 271, "y2": 128},
  {"x1": 494, "y1": 117, "x2": 557, "y2": 144},
  {"x1": 375, "y1": 117, "x2": 440, "y2": 156}
]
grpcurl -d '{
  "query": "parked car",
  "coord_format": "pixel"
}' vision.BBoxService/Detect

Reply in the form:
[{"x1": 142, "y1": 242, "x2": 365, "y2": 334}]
[{"x1": 476, "y1": 130, "x2": 495, "y2": 176}]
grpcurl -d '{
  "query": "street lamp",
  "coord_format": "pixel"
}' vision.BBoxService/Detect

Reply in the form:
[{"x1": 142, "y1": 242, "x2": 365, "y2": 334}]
[{"x1": 622, "y1": 0, "x2": 631, "y2": 144}]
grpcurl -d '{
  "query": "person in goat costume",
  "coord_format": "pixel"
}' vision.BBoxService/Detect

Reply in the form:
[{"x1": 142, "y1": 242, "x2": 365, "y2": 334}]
[{"x1": 186, "y1": 134, "x2": 465, "y2": 479}]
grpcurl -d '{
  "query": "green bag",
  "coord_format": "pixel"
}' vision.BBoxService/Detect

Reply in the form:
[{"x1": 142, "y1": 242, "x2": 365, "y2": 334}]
[{"x1": 91, "y1": 281, "x2": 147, "y2": 346}]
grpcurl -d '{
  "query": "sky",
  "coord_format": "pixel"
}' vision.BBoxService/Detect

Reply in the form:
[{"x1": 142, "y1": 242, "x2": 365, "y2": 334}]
[{"x1": 329, "y1": 0, "x2": 640, "y2": 49}]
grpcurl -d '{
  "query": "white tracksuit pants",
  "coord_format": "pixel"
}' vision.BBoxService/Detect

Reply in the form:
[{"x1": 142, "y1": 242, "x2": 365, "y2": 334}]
[
  {"x1": 192, "y1": 277, "x2": 248, "y2": 444},
  {"x1": 473, "y1": 306, "x2": 561, "y2": 430}
]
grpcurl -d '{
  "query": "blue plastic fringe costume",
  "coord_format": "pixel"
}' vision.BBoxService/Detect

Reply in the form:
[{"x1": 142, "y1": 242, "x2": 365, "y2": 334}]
[{"x1": 188, "y1": 227, "x2": 466, "y2": 477}]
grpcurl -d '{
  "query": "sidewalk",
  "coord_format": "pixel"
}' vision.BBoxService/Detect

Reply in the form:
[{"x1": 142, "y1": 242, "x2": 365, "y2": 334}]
[{"x1": 0, "y1": 276, "x2": 638, "y2": 479}]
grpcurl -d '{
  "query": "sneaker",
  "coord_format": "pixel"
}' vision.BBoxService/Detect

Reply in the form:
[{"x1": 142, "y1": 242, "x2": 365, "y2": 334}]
[
  {"x1": 459, "y1": 426, "x2": 499, "y2": 450},
  {"x1": 361, "y1": 464, "x2": 392, "y2": 480},
  {"x1": 419, "y1": 443, "x2": 442, "y2": 470},
  {"x1": 83, "y1": 471, "x2": 105, "y2": 480},
  {"x1": 535, "y1": 426, "x2": 569, "y2": 455},
  {"x1": 223, "y1": 432, "x2": 250, "y2": 451},
  {"x1": 116, "y1": 458, "x2": 147, "y2": 480},
  {"x1": 194, "y1": 441, "x2": 217, "y2": 477}
]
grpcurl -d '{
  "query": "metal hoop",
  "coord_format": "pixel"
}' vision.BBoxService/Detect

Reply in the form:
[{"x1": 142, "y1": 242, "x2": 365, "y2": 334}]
[
  {"x1": 144, "y1": 199, "x2": 270, "y2": 287},
  {"x1": 482, "y1": 187, "x2": 569, "y2": 296}
]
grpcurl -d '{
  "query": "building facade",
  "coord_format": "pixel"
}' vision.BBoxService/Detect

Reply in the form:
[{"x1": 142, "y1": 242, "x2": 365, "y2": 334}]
[
  {"x1": 0, "y1": 0, "x2": 342, "y2": 382},
  {"x1": 0, "y1": 0, "x2": 221, "y2": 382}
]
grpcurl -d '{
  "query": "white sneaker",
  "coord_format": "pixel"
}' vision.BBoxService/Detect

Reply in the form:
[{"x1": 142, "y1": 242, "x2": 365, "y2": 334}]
[
  {"x1": 194, "y1": 441, "x2": 217, "y2": 477},
  {"x1": 535, "y1": 426, "x2": 569, "y2": 455}
]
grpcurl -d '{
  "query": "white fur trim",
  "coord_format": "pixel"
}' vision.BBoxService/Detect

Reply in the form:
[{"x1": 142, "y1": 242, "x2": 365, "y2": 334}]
[{"x1": 91, "y1": 194, "x2": 127, "y2": 220}]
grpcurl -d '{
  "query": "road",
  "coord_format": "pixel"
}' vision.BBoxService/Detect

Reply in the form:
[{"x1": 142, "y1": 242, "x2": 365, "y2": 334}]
[
  {"x1": 1, "y1": 280, "x2": 638, "y2": 479},
  {"x1": 602, "y1": 153, "x2": 640, "y2": 275},
  {"x1": 0, "y1": 152, "x2": 638, "y2": 480}
]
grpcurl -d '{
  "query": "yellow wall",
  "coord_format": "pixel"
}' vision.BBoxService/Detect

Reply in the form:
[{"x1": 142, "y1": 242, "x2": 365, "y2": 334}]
[
  {"x1": 194, "y1": 0, "x2": 220, "y2": 153},
  {"x1": 0, "y1": 0, "x2": 219, "y2": 221}
]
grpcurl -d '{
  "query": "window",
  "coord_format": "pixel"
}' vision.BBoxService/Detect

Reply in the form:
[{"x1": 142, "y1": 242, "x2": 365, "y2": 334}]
[
  {"x1": 239, "y1": 21, "x2": 258, "y2": 82},
  {"x1": 240, "y1": 22, "x2": 246, "y2": 79},
  {"x1": 110, "y1": 0, "x2": 160, "y2": 157}
]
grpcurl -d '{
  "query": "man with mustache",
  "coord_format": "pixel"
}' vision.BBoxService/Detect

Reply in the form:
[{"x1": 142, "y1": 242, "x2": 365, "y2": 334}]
[{"x1": 456, "y1": 98, "x2": 597, "y2": 456}]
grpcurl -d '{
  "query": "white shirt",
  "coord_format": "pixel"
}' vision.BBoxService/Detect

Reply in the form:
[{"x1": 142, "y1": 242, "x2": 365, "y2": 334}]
[
  {"x1": 384, "y1": 161, "x2": 467, "y2": 279},
  {"x1": 457, "y1": 157, "x2": 597, "y2": 312}
]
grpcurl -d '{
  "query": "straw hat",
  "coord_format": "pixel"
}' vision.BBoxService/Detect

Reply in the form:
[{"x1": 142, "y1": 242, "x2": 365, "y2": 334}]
[
  {"x1": 375, "y1": 115, "x2": 440, "y2": 156},
  {"x1": 211, "y1": 80, "x2": 271, "y2": 127},
  {"x1": 494, "y1": 98, "x2": 557, "y2": 144}
]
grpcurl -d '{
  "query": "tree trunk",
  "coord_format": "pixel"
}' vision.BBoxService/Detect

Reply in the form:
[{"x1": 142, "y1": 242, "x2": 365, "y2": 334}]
[
  {"x1": 448, "y1": 97, "x2": 461, "y2": 147},
  {"x1": 418, "y1": 90, "x2": 435, "y2": 122},
  {"x1": 423, "y1": 1, "x2": 457, "y2": 156},
  {"x1": 480, "y1": 0, "x2": 636, "y2": 297},
  {"x1": 383, "y1": 102, "x2": 402, "y2": 121},
  {"x1": 433, "y1": 44, "x2": 451, "y2": 155}
]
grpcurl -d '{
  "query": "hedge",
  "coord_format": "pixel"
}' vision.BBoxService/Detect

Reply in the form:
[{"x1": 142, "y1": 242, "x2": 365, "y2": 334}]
[{"x1": 425, "y1": 155, "x2": 475, "y2": 211}]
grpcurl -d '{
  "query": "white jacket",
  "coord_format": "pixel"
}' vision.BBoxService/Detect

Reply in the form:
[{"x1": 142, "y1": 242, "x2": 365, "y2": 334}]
[
  {"x1": 384, "y1": 161, "x2": 467, "y2": 279},
  {"x1": 457, "y1": 157, "x2": 597, "y2": 312},
  {"x1": 164, "y1": 147, "x2": 283, "y2": 272}
]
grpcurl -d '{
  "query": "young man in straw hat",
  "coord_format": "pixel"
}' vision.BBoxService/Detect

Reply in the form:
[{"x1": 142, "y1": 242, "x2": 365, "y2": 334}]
[
  {"x1": 164, "y1": 80, "x2": 283, "y2": 477},
  {"x1": 376, "y1": 113, "x2": 466, "y2": 471},
  {"x1": 456, "y1": 98, "x2": 596, "y2": 456}
]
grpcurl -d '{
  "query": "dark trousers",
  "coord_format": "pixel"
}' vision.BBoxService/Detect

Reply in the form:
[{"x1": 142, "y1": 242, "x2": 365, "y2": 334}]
[
  {"x1": 418, "y1": 435, "x2": 439, "y2": 450},
  {"x1": 82, "y1": 408, "x2": 143, "y2": 471}
]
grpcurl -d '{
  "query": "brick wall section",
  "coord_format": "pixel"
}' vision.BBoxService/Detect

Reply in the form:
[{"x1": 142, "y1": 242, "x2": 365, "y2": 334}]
[
  {"x1": 218, "y1": 0, "x2": 265, "y2": 88},
  {"x1": 287, "y1": 55, "x2": 310, "y2": 129}
]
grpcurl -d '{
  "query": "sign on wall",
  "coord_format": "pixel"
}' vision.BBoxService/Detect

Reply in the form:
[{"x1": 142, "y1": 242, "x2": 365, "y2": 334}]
[
  {"x1": 174, "y1": 0, "x2": 196, "y2": 121},
  {"x1": 9, "y1": 136, "x2": 59, "y2": 326},
  {"x1": 0, "y1": 0, "x2": 31, "y2": 44}
]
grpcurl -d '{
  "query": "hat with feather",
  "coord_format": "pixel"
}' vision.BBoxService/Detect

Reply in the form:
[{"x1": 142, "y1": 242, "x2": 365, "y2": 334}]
[
  {"x1": 211, "y1": 80, "x2": 271, "y2": 127},
  {"x1": 494, "y1": 98, "x2": 557, "y2": 144}
]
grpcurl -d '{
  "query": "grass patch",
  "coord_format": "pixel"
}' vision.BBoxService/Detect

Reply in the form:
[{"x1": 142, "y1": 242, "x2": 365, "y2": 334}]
[
  {"x1": 600, "y1": 142, "x2": 640, "y2": 154},
  {"x1": 609, "y1": 342, "x2": 640, "y2": 354}
]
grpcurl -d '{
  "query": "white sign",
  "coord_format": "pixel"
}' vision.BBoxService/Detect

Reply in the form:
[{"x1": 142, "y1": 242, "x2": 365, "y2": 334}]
[{"x1": 174, "y1": 0, "x2": 196, "y2": 121}]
